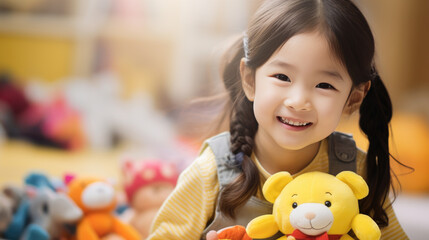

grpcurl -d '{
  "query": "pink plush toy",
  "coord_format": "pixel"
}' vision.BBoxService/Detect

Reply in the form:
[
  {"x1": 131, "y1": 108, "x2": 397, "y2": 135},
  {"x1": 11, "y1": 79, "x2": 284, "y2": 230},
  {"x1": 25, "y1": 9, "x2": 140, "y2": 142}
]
[{"x1": 121, "y1": 159, "x2": 179, "y2": 238}]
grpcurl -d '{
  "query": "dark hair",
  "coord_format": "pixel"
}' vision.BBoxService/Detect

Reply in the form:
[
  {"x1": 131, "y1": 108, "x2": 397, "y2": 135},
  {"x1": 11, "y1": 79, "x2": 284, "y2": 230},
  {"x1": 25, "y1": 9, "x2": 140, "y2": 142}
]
[{"x1": 219, "y1": 0, "x2": 394, "y2": 227}]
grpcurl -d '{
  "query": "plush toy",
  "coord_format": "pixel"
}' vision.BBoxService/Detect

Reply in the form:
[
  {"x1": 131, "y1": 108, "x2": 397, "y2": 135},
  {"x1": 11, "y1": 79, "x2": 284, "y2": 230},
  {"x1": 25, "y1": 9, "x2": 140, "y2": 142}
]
[
  {"x1": 67, "y1": 177, "x2": 141, "y2": 240},
  {"x1": 1, "y1": 186, "x2": 29, "y2": 240},
  {"x1": 24, "y1": 171, "x2": 56, "y2": 191},
  {"x1": 0, "y1": 185, "x2": 24, "y2": 234},
  {"x1": 22, "y1": 187, "x2": 83, "y2": 240},
  {"x1": 206, "y1": 225, "x2": 252, "y2": 240},
  {"x1": 121, "y1": 159, "x2": 178, "y2": 238},
  {"x1": 246, "y1": 171, "x2": 381, "y2": 240}
]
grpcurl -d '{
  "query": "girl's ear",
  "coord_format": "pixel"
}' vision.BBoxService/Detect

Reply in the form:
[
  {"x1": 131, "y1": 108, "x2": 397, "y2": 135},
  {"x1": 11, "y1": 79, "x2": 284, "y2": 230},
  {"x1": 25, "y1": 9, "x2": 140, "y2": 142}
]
[
  {"x1": 240, "y1": 58, "x2": 255, "y2": 101},
  {"x1": 344, "y1": 81, "x2": 371, "y2": 115}
]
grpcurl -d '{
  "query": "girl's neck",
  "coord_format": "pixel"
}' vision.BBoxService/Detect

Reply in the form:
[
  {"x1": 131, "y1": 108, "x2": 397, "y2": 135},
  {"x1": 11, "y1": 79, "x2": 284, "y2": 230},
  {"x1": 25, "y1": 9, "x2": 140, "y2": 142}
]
[{"x1": 254, "y1": 136, "x2": 321, "y2": 175}]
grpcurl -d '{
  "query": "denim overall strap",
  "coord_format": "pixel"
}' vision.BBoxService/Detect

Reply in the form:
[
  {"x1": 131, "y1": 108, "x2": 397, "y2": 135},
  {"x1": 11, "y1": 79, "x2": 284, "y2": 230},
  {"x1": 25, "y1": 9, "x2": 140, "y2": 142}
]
[{"x1": 328, "y1": 131, "x2": 357, "y2": 175}]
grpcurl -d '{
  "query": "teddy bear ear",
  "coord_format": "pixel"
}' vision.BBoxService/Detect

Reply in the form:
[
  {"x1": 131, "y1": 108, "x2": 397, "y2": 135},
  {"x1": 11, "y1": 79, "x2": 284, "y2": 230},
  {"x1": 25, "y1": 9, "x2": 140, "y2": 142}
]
[
  {"x1": 262, "y1": 171, "x2": 293, "y2": 203},
  {"x1": 336, "y1": 171, "x2": 369, "y2": 200}
]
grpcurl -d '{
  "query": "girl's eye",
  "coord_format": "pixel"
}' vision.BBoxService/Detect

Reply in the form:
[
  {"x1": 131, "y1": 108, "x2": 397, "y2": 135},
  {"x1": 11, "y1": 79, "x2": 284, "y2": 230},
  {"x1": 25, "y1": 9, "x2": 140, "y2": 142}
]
[
  {"x1": 316, "y1": 82, "x2": 336, "y2": 90},
  {"x1": 273, "y1": 74, "x2": 291, "y2": 82}
]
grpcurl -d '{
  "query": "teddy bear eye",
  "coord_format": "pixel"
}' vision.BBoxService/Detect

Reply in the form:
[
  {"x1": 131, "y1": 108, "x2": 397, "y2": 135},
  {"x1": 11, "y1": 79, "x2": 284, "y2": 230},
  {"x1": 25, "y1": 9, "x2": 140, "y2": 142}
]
[
  {"x1": 325, "y1": 201, "x2": 332, "y2": 207},
  {"x1": 292, "y1": 202, "x2": 298, "y2": 209}
]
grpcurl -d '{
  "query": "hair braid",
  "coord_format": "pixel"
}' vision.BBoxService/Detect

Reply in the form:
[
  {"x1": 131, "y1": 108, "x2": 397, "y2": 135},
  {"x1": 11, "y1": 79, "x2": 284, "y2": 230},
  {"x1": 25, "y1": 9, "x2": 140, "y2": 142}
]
[{"x1": 219, "y1": 92, "x2": 260, "y2": 218}]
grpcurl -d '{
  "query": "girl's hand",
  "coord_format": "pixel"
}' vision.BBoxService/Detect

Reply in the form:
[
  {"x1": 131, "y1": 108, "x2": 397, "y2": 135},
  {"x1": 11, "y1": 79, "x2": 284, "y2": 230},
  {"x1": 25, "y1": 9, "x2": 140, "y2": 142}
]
[
  {"x1": 101, "y1": 234, "x2": 124, "y2": 240},
  {"x1": 206, "y1": 230, "x2": 220, "y2": 240}
]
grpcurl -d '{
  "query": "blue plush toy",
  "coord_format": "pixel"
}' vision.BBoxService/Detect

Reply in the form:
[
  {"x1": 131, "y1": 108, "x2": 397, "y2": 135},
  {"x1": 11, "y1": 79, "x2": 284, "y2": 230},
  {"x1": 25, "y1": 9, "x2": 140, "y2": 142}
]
[
  {"x1": 22, "y1": 187, "x2": 82, "y2": 240},
  {"x1": 2, "y1": 172, "x2": 82, "y2": 240},
  {"x1": 24, "y1": 172, "x2": 56, "y2": 192},
  {"x1": 2, "y1": 186, "x2": 29, "y2": 240}
]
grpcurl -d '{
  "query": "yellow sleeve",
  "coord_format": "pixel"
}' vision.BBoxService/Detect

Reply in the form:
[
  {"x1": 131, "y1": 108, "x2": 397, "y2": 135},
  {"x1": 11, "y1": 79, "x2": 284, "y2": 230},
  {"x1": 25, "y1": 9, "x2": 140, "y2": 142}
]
[
  {"x1": 147, "y1": 147, "x2": 219, "y2": 240},
  {"x1": 356, "y1": 149, "x2": 409, "y2": 239}
]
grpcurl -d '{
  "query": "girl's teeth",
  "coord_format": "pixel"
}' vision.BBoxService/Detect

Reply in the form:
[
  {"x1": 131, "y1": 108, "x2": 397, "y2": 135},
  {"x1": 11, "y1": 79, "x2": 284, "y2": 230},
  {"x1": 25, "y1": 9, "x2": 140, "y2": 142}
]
[{"x1": 280, "y1": 117, "x2": 310, "y2": 126}]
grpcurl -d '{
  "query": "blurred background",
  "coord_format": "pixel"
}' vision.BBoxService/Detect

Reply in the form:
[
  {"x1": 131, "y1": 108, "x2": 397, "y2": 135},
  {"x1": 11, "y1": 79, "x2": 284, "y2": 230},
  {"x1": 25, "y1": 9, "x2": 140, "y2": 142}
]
[{"x1": 0, "y1": 0, "x2": 428, "y2": 239}]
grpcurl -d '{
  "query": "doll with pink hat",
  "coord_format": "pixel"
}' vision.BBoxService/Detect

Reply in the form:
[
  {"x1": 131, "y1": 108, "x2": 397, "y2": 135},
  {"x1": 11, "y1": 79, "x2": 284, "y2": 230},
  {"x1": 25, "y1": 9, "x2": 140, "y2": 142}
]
[{"x1": 121, "y1": 159, "x2": 179, "y2": 238}]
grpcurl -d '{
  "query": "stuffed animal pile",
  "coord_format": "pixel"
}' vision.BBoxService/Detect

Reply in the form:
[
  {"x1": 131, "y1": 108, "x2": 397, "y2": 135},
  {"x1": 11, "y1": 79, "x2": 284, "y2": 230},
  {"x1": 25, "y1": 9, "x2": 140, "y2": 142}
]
[
  {"x1": 0, "y1": 171, "x2": 142, "y2": 240},
  {"x1": 0, "y1": 172, "x2": 83, "y2": 240}
]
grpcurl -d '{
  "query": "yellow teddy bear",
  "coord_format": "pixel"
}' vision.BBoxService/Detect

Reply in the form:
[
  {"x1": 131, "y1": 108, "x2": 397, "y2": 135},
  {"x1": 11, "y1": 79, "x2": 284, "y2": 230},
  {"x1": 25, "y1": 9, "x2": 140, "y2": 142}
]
[{"x1": 246, "y1": 171, "x2": 381, "y2": 240}]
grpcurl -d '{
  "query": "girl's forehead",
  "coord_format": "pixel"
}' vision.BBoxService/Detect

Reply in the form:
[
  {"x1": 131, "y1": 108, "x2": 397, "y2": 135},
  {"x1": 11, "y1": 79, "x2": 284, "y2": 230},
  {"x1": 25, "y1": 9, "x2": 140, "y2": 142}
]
[{"x1": 266, "y1": 31, "x2": 345, "y2": 72}]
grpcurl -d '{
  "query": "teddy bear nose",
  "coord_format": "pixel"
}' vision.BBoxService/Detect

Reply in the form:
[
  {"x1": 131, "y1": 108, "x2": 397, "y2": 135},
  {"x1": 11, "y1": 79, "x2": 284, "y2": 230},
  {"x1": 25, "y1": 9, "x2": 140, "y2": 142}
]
[{"x1": 305, "y1": 212, "x2": 316, "y2": 220}]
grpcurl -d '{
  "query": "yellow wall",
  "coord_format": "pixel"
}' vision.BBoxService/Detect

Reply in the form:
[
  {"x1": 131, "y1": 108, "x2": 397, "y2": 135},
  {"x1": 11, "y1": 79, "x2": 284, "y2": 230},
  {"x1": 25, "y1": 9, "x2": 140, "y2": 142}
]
[{"x1": 0, "y1": 33, "x2": 74, "y2": 83}]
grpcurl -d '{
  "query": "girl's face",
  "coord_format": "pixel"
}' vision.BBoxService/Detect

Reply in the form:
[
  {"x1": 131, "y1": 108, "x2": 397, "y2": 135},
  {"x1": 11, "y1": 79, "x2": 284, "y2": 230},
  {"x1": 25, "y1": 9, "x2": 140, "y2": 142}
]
[{"x1": 242, "y1": 31, "x2": 358, "y2": 151}]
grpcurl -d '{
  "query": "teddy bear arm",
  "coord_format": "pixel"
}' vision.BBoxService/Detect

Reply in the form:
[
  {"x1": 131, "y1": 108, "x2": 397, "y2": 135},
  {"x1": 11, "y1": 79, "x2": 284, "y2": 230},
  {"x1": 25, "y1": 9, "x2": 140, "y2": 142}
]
[
  {"x1": 246, "y1": 214, "x2": 279, "y2": 239},
  {"x1": 351, "y1": 214, "x2": 381, "y2": 240},
  {"x1": 77, "y1": 218, "x2": 100, "y2": 240},
  {"x1": 112, "y1": 217, "x2": 141, "y2": 240}
]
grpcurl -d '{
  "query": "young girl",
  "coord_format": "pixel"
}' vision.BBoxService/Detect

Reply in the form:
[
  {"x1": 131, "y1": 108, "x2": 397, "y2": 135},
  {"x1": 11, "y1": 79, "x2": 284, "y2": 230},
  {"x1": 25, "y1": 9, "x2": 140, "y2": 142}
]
[{"x1": 148, "y1": 0, "x2": 409, "y2": 239}]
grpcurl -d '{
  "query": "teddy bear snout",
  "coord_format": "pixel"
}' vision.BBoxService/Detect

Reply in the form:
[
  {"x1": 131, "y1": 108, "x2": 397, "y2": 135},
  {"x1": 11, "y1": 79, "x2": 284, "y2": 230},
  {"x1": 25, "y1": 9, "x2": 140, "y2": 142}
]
[
  {"x1": 290, "y1": 203, "x2": 334, "y2": 236},
  {"x1": 305, "y1": 212, "x2": 316, "y2": 220}
]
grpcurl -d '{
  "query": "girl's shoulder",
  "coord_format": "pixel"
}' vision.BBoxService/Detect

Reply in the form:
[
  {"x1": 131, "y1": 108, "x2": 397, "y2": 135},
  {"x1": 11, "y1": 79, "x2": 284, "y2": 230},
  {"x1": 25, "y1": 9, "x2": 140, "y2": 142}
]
[{"x1": 178, "y1": 143, "x2": 219, "y2": 188}]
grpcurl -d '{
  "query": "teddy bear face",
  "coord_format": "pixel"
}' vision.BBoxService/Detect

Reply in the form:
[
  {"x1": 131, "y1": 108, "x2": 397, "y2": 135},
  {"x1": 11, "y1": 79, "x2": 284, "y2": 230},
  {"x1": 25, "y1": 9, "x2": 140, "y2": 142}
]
[{"x1": 273, "y1": 172, "x2": 359, "y2": 236}]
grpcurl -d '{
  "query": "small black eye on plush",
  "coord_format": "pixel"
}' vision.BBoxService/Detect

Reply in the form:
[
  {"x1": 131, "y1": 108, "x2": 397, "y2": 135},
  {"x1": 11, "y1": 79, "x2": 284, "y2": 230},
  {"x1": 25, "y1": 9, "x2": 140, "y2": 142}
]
[{"x1": 292, "y1": 202, "x2": 298, "y2": 209}]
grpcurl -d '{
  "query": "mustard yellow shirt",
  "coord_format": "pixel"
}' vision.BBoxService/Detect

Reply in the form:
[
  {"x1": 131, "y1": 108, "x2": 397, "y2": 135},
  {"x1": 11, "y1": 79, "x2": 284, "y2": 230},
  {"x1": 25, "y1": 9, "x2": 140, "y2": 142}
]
[{"x1": 148, "y1": 138, "x2": 408, "y2": 240}]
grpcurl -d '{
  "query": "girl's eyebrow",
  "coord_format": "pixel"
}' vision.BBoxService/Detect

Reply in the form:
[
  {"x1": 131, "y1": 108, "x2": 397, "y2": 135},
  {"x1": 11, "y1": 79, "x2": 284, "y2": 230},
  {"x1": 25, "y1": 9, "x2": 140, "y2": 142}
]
[
  {"x1": 267, "y1": 59, "x2": 296, "y2": 70},
  {"x1": 318, "y1": 70, "x2": 343, "y2": 81},
  {"x1": 268, "y1": 59, "x2": 343, "y2": 81}
]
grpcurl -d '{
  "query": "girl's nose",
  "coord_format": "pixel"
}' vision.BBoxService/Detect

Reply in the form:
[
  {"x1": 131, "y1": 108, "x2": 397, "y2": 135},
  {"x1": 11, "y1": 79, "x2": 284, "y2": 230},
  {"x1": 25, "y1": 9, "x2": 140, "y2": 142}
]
[{"x1": 283, "y1": 90, "x2": 312, "y2": 111}]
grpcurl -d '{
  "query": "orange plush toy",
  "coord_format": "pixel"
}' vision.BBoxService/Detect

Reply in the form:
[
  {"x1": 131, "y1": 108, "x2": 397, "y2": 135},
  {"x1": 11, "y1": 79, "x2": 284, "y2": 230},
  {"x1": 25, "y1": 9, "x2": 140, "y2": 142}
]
[
  {"x1": 68, "y1": 177, "x2": 141, "y2": 240},
  {"x1": 206, "y1": 225, "x2": 252, "y2": 240}
]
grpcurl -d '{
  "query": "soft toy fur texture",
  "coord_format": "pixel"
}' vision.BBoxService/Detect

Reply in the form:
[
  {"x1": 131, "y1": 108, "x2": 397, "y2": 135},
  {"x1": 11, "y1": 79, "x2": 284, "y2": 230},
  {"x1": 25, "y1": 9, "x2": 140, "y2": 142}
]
[
  {"x1": 0, "y1": 185, "x2": 22, "y2": 232},
  {"x1": 206, "y1": 225, "x2": 252, "y2": 240},
  {"x1": 1, "y1": 185, "x2": 28, "y2": 240},
  {"x1": 23, "y1": 187, "x2": 82, "y2": 240},
  {"x1": 68, "y1": 177, "x2": 140, "y2": 240},
  {"x1": 246, "y1": 171, "x2": 381, "y2": 240}
]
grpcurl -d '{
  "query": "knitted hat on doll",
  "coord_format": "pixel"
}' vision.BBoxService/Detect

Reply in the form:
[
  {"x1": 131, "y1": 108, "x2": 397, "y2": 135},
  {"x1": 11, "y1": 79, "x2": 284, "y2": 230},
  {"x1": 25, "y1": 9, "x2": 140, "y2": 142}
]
[{"x1": 122, "y1": 160, "x2": 179, "y2": 202}]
